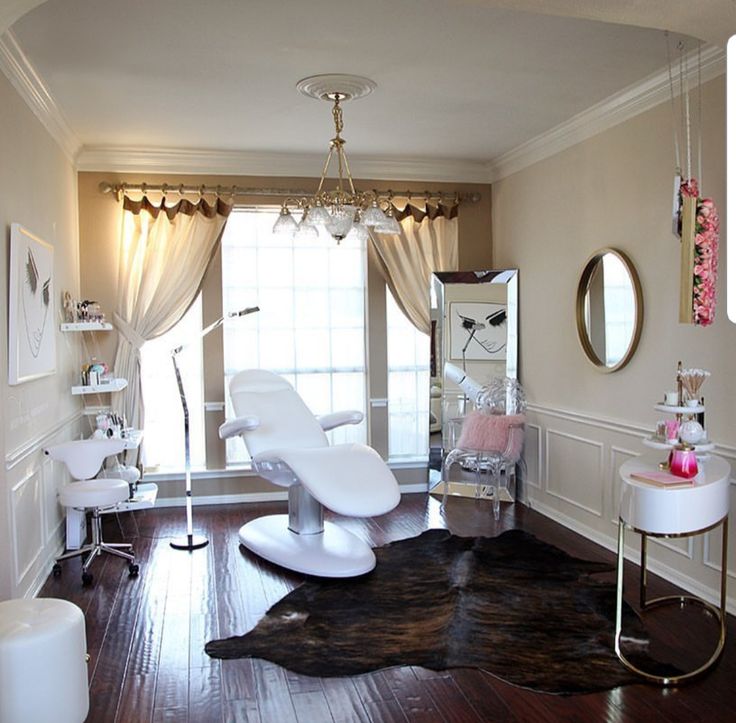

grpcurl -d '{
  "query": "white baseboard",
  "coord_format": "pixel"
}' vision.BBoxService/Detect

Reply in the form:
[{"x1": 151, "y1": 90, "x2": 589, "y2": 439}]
[
  {"x1": 156, "y1": 490, "x2": 287, "y2": 507},
  {"x1": 156, "y1": 484, "x2": 427, "y2": 509}
]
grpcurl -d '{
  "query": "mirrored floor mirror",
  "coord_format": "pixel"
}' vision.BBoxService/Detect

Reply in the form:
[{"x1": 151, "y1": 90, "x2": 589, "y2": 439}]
[{"x1": 428, "y1": 270, "x2": 519, "y2": 501}]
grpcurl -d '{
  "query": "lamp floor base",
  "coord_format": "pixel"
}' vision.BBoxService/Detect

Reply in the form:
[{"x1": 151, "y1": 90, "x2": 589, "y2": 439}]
[{"x1": 170, "y1": 534, "x2": 209, "y2": 551}]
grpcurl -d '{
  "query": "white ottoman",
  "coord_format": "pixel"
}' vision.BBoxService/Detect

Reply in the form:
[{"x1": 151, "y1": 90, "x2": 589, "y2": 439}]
[{"x1": 0, "y1": 598, "x2": 89, "y2": 723}]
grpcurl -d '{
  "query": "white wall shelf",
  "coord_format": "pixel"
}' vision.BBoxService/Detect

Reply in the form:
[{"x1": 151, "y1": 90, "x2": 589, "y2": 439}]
[
  {"x1": 102, "y1": 483, "x2": 159, "y2": 514},
  {"x1": 71, "y1": 378, "x2": 128, "y2": 395},
  {"x1": 121, "y1": 430, "x2": 143, "y2": 450},
  {"x1": 61, "y1": 321, "x2": 113, "y2": 331}
]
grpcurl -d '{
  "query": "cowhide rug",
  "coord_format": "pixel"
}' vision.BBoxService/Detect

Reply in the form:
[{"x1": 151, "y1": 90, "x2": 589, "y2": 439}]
[{"x1": 206, "y1": 528, "x2": 672, "y2": 694}]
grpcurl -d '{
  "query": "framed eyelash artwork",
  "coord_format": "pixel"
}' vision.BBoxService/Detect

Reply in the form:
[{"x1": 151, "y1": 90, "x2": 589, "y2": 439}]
[
  {"x1": 8, "y1": 223, "x2": 56, "y2": 384},
  {"x1": 448, "y1": 301, "x2": 507, "y2": 362}
]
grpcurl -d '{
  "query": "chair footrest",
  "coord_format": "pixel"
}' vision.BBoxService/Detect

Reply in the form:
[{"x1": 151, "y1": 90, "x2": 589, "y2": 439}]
[{"x1": 272, "y1": 444, "x2": 400, "y2": 517}]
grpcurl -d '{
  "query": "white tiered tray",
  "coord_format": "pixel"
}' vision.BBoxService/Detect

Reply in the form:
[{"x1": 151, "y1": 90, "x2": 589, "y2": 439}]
[
  {"x1": 654, "y1": 403, "x2": 704, "y2": 415},
  {"x1": 642, "y1": 436, "x2": 715, "y2": 453}
]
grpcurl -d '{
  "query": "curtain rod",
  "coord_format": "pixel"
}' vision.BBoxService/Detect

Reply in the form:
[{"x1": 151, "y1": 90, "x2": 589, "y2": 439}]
[{"x1": 98, "y1": 181, "x2": 481, "y2": 204}]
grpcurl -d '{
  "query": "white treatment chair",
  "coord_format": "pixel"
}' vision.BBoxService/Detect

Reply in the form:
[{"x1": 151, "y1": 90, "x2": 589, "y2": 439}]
[{"x1": 219, "y1": 370, "x2": 401, "y2": 577}]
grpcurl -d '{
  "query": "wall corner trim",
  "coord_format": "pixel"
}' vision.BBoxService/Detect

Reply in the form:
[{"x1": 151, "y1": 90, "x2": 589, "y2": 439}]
[
  {"x1": 488, "y1": 44, "x2": 725, "y2": 182},
  {"x1": 0, "y1": 29, "x2": 81, "y2": 162}
]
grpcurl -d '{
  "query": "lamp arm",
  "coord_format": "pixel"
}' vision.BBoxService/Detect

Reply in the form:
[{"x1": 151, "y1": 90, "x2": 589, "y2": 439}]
[{"x1": 172, "y1": 306, "x2": 260, "y2": 356}]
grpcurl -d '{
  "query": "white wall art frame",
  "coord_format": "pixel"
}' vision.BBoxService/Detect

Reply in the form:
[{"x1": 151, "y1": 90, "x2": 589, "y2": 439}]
[
  {"x1": 449, "y1": 301, "x2": 507, "y2": 362},
  {"x1": 8, "y1": 223, "x2": 56, "y2": 384}
]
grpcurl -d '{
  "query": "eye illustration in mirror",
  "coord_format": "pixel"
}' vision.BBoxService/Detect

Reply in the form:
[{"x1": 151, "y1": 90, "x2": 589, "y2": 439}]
[
  {"x1": 576, "y1": 249, "x2": 643, "y2": 372},
  {"x1": 451, "y1": 302, "x2": 507, "y2": 363}
]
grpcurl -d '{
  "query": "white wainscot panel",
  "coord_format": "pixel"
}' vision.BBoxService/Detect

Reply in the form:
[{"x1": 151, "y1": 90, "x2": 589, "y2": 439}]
[
  {"x1": 704, "y1": 478, "x2": 736, "y2": 580},
  {"x1": 42, "y1": 455, "x2": 65, "y2": 544},
  {"x1": 523, "y1": 423, "x2": 541, "y2": 490},
  {"x1": 11, "y1": 468, "x2": 44, "y2": 585},
  {"x1": 545, "y1": 429, "x2": 603, "y2": 517}
]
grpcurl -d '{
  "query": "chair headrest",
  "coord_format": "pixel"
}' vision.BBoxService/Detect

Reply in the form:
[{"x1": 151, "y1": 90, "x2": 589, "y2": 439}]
[{"x1": 230, "y1": 369, "x2": 294, "y2": 395}]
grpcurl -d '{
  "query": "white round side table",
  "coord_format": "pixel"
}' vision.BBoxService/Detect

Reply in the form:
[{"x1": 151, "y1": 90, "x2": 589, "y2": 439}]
[{"x1": 616, "y1": 451, "x2": 731, "y2": 685}]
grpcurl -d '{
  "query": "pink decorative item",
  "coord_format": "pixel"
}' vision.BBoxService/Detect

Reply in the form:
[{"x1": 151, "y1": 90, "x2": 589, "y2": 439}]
[
  {"x1": 669, "y1": 444, "x2": 698, "y2": 479},
  {"x1": 664, "y1": 419, "x2": 680, "y2": 442},
  {"x1": 680, "y1": 179, "x2": 719, "y2": 326},
  {"x1": 456, "y1": 411, "x2": 526, "y2": 461}
]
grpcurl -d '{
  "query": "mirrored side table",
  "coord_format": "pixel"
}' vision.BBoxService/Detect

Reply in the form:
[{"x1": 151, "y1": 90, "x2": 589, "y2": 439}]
[{"x1": 616, "y1": 452, "x2": 731, "y2": 685}]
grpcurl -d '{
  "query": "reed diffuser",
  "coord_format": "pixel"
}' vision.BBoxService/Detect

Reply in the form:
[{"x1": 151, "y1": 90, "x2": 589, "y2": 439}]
[{"x1": 678, "y1": 367, "x2": 710, "y2": 402}]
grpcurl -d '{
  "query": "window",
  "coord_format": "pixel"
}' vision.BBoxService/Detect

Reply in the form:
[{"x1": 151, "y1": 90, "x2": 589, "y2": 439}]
[
  {"x1": 140, "y1": 296, "x2": 205, "y2": 471},
  {"x1": 602, "y1": 253, "x2": 636, "y2": 366},
  {"x1": 386, "y1": 288, "x2": 430, "y2": 460},
  {"x1": 139, "y1": 208, "x2": 431, "y2": 473},
  {"x1": 221, "y1": 209, "x2": 367, "y2": 465}
]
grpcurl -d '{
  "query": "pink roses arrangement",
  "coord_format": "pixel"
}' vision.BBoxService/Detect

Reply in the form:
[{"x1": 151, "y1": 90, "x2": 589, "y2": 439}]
[{"x1": 680, "y1": 179, "x2": 719, "y2": 326}]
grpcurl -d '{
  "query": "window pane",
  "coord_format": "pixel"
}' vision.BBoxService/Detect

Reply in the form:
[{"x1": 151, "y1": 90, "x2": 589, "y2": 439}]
[
  {"x1": 386, "y1": 288, "x2": 430, "y2": 460},
  {"x1": 603, "y1": 253, "x2": 636, "y2": 366},
  {"x1": 140, "y1": 296, "x2": 204, "y2": 471},
  {"x1": 221, "y1": 209, "x2": 367, "y2": 465}
]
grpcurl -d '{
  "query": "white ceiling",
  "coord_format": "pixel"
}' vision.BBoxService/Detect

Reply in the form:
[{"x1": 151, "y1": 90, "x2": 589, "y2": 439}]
[{"x1": 5, "y1": 0, "x2": 733, "y2": 181}]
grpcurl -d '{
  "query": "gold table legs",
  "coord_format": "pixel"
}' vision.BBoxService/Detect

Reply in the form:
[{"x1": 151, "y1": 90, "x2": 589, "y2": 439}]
[{"x1": 614, "y1": 516, "x2": 728, "y2": 686}]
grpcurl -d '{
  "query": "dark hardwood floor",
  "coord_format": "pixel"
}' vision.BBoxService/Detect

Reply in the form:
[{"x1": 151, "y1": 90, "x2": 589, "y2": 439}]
[{"x1": 39, "y1": 493, "x2": 736, "y2": 722}]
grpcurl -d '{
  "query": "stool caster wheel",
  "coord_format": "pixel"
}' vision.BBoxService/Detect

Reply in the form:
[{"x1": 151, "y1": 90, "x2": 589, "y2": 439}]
[
  {"x1": 128, "y1": 563, "x2": 139, "y2": 577},
  {"x1": 52, "y1": 563, "x2": 62, "y2": 577},
  {"x1": 81, "y1": 572, "x2": 93, "y2": 586}
]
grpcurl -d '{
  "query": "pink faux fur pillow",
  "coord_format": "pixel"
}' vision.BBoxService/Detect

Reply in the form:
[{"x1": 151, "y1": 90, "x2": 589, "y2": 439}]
[{"x1": 456, "y1": 411, "x2": 526, "y2": 460}]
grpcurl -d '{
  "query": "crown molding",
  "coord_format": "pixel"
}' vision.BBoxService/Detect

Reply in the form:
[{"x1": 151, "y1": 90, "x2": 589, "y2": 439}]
[
  {"x1": 487, "y1": 44, "x2": 726, "y2": 182},
  {"x1": 0, "y1": 23, "x2": 724, "y2": 185},
  {"x1": 75, "y1": 145, "x2": 492, "y2": 184},
  {"x1": 78, "y1": 45, "x2": 726, "y2": 184},
  {"x1": 0, "y1": 2, "x2": 44, "y2": 36},
  {"x1": 0, "y1": 30, "x2": 81, "y2": 162}
]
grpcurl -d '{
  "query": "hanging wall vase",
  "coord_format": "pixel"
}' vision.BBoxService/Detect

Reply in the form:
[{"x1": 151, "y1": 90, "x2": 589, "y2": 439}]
[{"x1": 678, "y1": 179, "x2": 719, "y2": 326}]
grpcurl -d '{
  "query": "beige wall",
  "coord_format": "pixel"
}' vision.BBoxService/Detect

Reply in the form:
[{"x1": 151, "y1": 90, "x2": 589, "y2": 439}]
[
  {"x1": 77, "y1": 172, "x2": 492, "y2": 497},
  {"x1": 0, "y1": 72, "x2": 83, "y2": 600},
  {"x1": 493, "y1": 75, "x2": 736, "y2": 610}
]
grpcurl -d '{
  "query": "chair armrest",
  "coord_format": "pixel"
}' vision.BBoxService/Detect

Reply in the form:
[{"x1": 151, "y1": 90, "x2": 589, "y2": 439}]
[
  {"x1": 218, "y1": 415, "x2": 260, "y2": 439},
  {"x1": 317, "y1": 410, "x2": 364, "y2": 431}
]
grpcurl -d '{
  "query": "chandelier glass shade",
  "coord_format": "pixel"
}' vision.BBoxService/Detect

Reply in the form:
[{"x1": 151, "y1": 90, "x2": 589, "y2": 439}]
[{"x1": 273, "y1": 77, "x2": 401, "y2": 243}]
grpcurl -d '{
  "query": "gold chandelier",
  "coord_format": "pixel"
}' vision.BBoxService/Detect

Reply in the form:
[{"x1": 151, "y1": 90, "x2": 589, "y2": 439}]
[{"x1": 273, "y1": 74, "x2": 401, "y2": 243}]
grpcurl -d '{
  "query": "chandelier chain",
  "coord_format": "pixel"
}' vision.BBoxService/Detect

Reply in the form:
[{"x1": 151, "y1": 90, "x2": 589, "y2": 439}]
[{"x1": 332, "y1": 97, "x2": 344, "y2": 139}]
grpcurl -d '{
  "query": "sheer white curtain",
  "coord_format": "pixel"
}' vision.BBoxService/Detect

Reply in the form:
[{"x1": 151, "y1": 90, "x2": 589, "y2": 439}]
[
  {"x1": 370, "y1": 204, "x2": 458, "y2": 459},
  {"x1": 368, "y1": 206, "x2": 458, "y2": 335},
  {"x1": 112, "y1": 195, "x2": 231, "y2": 433}
]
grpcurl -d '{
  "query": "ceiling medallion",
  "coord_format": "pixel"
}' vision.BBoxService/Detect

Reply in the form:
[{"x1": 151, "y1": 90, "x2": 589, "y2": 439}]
[{"x1": 273, "y1": 74, "x2": 400, "y2": 243}]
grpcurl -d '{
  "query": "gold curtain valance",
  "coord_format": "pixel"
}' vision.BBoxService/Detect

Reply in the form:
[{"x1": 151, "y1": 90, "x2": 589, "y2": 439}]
[
  {"x1": 122, "y1": 194, "x2": 233, "y2": 221},
  {"x1": 393, "y1": 201, "x2": 459, "y2": 223}
]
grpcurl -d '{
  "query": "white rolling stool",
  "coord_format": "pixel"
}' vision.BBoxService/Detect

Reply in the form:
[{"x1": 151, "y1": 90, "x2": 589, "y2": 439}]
[{"x1": 0, "y1": 598, "x2": 89, "y2": 723}]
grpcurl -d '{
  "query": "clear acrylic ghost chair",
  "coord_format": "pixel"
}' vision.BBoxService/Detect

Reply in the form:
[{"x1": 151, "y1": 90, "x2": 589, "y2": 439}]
[
  {"x1": 45, "y1": 438, "x2": 139, "y2": 585},
  {"x1": 219, "y1": 370, "x2": 401, "y2": 577},
  {"x1": 442, "y1": 377, "x2": 526, "y2": 520}
]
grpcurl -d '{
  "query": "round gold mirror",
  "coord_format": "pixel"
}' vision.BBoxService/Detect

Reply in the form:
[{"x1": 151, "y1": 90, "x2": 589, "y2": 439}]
[{"x1": 576, "y1": 248, "x2": 643, "y2": 372}]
